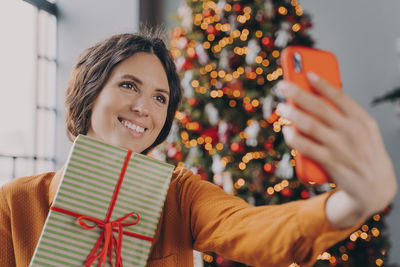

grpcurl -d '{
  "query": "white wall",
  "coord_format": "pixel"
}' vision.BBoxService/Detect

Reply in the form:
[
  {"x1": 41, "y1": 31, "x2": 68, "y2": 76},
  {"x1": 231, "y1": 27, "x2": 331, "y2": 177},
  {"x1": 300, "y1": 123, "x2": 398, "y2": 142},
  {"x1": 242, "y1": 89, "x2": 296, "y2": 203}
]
[
  {"x1": 55, "y1": 0, "x2": 139, "y2": 167},
  {"x1": 301, "y1": 1, "x2": 400, "y2": 264}
]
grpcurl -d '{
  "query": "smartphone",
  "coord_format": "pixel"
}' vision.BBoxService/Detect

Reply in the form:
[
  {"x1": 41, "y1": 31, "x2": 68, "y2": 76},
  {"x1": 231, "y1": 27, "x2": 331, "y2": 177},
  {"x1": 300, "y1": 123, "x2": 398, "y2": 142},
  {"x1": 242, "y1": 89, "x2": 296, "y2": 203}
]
[{"x1": 281, "y1": 46, "x2": 342, "y2": 185}]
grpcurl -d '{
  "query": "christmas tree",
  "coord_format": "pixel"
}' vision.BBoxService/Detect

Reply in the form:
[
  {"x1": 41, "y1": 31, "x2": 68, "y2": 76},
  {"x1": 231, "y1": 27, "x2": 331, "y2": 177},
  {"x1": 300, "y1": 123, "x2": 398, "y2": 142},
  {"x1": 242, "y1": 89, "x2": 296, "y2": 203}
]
[{"x1": 164, "y1": 0, "x2": 393, "y2": 266}]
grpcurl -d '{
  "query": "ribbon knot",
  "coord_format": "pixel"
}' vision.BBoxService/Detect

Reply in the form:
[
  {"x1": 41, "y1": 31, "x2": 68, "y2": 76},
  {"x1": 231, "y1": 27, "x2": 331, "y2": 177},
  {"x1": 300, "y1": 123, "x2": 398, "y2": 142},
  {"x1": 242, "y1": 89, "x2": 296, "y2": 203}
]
[
  {"x1": 77, "y1": 212, "x2": 140, "y2": 267},
  {"x1": 50, "y1": 150, "x2": 155, "y2": 266}
]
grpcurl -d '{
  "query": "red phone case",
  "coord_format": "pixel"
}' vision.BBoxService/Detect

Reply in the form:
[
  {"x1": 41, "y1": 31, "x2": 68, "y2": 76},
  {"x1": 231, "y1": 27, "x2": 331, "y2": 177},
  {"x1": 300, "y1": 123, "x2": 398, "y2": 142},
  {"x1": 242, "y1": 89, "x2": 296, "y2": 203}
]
[{"x1": 281, "y1": 46, "x2": 342, "y2": 185}]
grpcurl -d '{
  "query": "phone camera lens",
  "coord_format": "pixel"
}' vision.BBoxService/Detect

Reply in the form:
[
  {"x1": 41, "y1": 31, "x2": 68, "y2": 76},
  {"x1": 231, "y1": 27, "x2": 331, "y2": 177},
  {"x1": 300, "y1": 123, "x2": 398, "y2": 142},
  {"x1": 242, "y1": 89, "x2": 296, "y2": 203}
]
[{"x1": 294, "y1": 52, "x2": 302, "y2": 73}]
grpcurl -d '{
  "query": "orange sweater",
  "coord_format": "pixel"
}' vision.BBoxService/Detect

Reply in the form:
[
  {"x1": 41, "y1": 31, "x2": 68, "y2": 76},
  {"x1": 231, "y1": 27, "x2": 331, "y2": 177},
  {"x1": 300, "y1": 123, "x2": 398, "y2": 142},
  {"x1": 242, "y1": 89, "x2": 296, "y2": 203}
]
[{"x1": 1, "y1": 168, "x2": 359, "y2": 267}]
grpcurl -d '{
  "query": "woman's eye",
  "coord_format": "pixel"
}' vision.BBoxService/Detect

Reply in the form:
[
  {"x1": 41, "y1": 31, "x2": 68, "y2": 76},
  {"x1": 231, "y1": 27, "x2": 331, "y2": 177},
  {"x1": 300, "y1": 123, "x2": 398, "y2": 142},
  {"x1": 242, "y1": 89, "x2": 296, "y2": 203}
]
[
  {"x1": 154, "y1": 95, "x2": 167, "y2": 104},
  {"x1": 120, "y1": 82, "x2": 137, "y2": 91}
]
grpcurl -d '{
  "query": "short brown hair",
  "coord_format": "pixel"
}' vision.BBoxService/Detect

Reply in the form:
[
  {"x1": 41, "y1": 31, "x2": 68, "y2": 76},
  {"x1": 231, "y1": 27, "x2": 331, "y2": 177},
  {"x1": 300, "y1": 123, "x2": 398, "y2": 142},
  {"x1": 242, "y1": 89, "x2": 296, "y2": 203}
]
[{"x1": 65, "y1": 32, "x2": 182, "y2": 151}]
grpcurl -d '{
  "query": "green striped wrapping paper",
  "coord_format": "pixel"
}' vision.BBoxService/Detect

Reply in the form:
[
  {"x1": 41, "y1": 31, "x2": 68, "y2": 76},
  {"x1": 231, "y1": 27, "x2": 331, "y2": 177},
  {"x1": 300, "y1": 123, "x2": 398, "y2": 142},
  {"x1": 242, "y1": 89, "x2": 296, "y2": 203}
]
[{"x1": 30, "y1": 135, "x2": 175, "y2": 267}]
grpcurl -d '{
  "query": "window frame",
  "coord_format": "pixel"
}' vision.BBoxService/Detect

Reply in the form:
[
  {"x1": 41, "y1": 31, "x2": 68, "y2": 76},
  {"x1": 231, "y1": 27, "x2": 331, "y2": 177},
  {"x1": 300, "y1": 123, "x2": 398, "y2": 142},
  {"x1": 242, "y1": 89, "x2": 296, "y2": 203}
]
[{"x1": 0, "y1": 0, "x2": 58, "y2": 180}]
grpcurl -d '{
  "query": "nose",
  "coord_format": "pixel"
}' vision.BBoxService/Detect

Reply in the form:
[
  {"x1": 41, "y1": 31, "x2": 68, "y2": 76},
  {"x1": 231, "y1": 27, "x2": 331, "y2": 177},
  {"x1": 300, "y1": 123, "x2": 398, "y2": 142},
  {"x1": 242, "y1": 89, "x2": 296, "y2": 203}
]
[{"x1": 130, "y1": 97, "x2": 150, "y2": 117}]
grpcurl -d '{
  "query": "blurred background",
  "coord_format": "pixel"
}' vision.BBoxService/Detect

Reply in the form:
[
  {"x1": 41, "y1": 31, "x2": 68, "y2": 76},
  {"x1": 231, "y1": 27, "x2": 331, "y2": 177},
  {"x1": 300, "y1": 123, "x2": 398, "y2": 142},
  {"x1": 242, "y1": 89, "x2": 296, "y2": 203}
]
[{"x1": 0, "y1": 0, "x2": 399, "y2": 266}]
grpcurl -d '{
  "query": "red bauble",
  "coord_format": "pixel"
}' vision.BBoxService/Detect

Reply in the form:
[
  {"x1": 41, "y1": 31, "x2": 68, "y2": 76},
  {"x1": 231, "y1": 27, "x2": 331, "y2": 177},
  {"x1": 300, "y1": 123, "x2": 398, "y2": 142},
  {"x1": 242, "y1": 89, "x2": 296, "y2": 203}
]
[
  {"x1": 300, "y1": 190, "x2": 310, "y2": 199},
  {"x1": 261, "y1": 37, "x2": 274, "y2": 50},
  {"x1": 202, "y1": 127, "x2": 219, "y2": 145},
  {"x1": 215, "y1": 255, "x2": 235, "y2": 267},
  {"x1": 206, "y1": 25, "x2": 219, "y2": 35},
  {"x1": 286, "y1": 15, "x2": 295, "y2": 22},
  {"x1": 264, "y1": 141, "x2": 273, "y2": 150},
  {"x1": 229, "y1": 54, "x2": 243, "y2": 69},
  {"x1": 196, "y1": 168, "x2": 208, "y2": 180},
  {"x1": 182, "y1": 59, "x2": 194, "y2": 71},
  {"x1": 230, "y1": 142, "x2": 244, "y2": 154},
  {"x1": 346, "y1": 241, "x2": 355, "y2": 250},
  {"x1": 166, "y1": 143, "x2": 178, "y2": 158},
  {"x1": 233, "y1": 3, "x2": 243, "y2": 12},
  {"x1": 191, "y1": 121, "x2": 202, "y2": 133},
  {"x1": 244, "y1": 103, "x2": 256, "y2": 112},
  {"x1": 187, "y1": 98, "x2": 199, "y2": 107},
  {"x1": 263, "y1": 163, "x2": 274, "y2": 173},
  {"x1": 280, "y1": 187, "x2": 293, "y2": 198},
  {"x1": 174, "y1": 151, "x2": 183, "y2": 162},
  {"x1": 202, "y1": 8, "x2": 214, "y2": 17}
]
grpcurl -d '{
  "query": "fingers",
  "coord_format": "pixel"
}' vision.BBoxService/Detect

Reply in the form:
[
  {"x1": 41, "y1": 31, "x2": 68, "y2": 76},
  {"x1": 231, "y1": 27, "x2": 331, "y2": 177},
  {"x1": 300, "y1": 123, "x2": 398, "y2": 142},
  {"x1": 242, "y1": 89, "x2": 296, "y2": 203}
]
[
  {"x1": 277, "y1": 80, "x2": 344, "y2": 129},
  {"x1": 278, "y1": 104, "x2": 362, "y2": 174},
  {"x1": 306, "y1": 72, "x2": 370, "y2": 120},
  {"x1": 281, "y1": 126, "x2": 328, "y2": 162},
  {"x1": 277, "y1": 103, "x2": 335, "y2": 146}
]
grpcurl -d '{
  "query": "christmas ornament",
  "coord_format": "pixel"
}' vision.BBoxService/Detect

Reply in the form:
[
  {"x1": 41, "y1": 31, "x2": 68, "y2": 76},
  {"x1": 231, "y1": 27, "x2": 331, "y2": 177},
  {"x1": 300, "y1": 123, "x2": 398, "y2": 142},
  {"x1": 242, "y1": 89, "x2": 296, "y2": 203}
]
[
  {"x1": 264, "y1": 0, "x2": 275, "y2": 19},
  {"x1": 222, "y1": 171, "x2": 234, "y2": 194},
  {"x1": 185, "y1": 146, "x2": 200, "y2": 168},
  {"x1": 275, "y1": 22, "x2": 292, "y2": 48},
  {"x1": 275, "y1": 153, "x2": 294, "y2": 179},
  {"x1": 300, "y1": 190, "x2": 310, "y2": 199},
  {"x1": 229, "y1": 53, "x2": 243, "y2": 69},
  {"x1": 233, "y1": 3, "x2": 243, "y2": 12},
  {"x1": 175, "y1": 56, "x2": 186, "y2": 72},
  {"x1": 280, "y1": 187, "x2": 293, "y2": 198},
  {"x1": 166, "y1": 143, "x2": 180, "y2": 159},
  {"x1": 261, "y1": 37, "x2": 274, "y2": 50},
  {"x1": 202, "y1": 127, "x2": 219, "y2": 145},
  {"x1": 262, "y1": 95, "x2": 274, "y2": 119},
  {"x1": 244, "y1": 120, "x2": 260, "y2": 147},
  {"x1": 166, "y1": 121, "x2": 179, "y2": 143},
  {"x1": 230, "y1": 142, "x2": 244, "y2": 154},
  {"x1": 177, "y1": 37, "x2": 188, "y2": 50},
  {"x1": 219, "y1": 49, "x2": 229, "y2": 70},
  {"x1": 264, "y1": 140, "x2": 273, "y2": 150},
  {"x1": 217, "y1": 0, "x2": 226, "y2": 15},
  {"x1": 228, "y1": 14, "x2": 237, "y2": 32},
  {"x1": 218, "y1": 120, "x2": 229, "y2": 145},
  {"x1": 148, "y1": 146, "x2": 166, "y2": 162},
  {"x1": 245, "y1": 39, "x2": 261, "y2": 65},
  {"x1": 205, "y1": 103, "x2": 220, "y2": 126},
  {"x1": 195, "y1": 43, "x2": 209, "y2": 65},
  {"x1": 177, "y1": 1, "x2": 192, "y2": 32},
  {"x1": 181, "y1": 70, "x2": 194, "y2": 99},
  {"x1": 263, "y1": 163, "x2": 274, "y2": 173},
  {"x1": 187, "y1": 98, "x2": 199, "y2": 107}
]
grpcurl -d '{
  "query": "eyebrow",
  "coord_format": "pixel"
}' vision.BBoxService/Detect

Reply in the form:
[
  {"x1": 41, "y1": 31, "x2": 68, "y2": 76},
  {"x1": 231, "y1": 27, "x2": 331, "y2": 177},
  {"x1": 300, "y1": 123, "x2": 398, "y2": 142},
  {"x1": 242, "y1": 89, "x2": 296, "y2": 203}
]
[{"x1": 120, "y1": 74, "x2": 170, "y2": 95}]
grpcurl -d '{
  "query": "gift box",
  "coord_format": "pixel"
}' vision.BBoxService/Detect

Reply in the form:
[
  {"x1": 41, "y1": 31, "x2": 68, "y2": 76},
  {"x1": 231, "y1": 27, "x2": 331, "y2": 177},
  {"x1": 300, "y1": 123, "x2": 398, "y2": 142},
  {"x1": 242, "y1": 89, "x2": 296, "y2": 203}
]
[{"x1": 30, "y1": 135, "x2": 175, "y2": 267}]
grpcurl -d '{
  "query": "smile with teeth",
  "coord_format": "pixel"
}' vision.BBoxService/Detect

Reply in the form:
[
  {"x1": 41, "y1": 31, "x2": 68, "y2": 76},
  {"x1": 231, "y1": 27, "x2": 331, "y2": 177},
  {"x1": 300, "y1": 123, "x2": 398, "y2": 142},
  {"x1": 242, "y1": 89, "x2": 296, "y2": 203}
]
[{"x1": 121, "y1": 120, "x2": 146, "y2": 133}]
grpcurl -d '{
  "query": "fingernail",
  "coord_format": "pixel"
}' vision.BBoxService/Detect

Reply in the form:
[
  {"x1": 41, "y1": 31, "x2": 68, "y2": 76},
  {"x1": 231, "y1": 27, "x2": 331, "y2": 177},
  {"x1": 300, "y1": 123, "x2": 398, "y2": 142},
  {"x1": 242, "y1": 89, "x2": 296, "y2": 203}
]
[
  {"x1": 277, "y1": 103, "x2": 289, "y2": 117},
  {"x1": 282, "y1": 126, "x2": 294, "y2": 140},
  {"x1": 307, "y1": 72, "x2": 320, "y2": 82},
  {"x1": 277, "y1": 81, "x2": 293, "y2": 96}
]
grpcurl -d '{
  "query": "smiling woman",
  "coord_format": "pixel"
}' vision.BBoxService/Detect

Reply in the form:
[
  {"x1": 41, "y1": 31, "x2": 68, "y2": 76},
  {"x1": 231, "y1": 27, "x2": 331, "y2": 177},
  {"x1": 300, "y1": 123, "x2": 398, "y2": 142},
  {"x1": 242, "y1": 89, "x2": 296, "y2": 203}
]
[
  {"x1": 65, "y1": 33, "x2": 181, "y2": 155},
  {"x1": 0, "y1": 32, "x2": 397, "y2": 267}
]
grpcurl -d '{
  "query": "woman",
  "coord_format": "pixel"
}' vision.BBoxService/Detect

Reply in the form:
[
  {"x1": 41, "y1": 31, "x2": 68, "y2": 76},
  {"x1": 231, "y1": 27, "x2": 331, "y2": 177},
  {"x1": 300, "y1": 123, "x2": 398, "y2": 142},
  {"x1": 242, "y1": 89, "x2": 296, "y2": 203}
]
[{"x1": 0, "y1": 32, "x2": 397, "y2": 267}]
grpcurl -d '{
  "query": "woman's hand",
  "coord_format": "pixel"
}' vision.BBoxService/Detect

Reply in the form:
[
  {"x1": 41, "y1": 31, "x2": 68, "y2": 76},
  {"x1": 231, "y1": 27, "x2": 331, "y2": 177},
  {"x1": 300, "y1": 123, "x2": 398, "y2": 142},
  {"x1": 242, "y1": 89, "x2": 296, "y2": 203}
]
[{"x1": 276, "y1": 73, "x2": 398, "y2": 229}]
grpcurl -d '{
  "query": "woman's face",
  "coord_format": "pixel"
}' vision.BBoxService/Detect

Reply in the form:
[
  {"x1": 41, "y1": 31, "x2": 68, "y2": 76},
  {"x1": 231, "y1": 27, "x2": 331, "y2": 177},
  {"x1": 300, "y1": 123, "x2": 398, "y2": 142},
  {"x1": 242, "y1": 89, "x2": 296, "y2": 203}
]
[{"x1": 87, "y1": 52, "x2": 170, "y2": 153}]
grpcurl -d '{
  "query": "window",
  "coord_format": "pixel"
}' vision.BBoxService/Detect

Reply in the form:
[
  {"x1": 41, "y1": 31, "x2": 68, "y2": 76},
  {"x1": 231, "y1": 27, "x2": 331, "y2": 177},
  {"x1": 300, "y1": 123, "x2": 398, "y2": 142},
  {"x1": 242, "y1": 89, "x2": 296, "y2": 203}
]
[{"x1": 0, "y1": 0, "x2": 57, "y2": 185}]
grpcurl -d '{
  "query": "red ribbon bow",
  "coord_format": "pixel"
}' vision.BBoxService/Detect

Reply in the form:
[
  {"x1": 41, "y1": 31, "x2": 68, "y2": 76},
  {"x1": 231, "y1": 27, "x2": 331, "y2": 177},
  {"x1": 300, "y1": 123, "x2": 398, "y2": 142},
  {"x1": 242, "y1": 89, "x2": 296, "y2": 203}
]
[
  {"x1": 50, "y1": 149, "x2": 154, "y2": 266},
  {"x1": 77, "y1": 212, "x2": 140, "y2": 267}
]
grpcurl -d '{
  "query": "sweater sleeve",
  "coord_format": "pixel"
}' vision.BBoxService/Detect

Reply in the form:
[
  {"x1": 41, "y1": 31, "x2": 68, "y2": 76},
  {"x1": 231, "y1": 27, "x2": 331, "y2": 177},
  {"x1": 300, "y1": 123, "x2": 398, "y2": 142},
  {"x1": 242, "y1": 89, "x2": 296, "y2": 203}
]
[
  {"x1": 177, "y1": 171, "x2": 361, "y2": 267},
  {"x1": 0, "y1": 185, "x2": 16, "y2": 267}
]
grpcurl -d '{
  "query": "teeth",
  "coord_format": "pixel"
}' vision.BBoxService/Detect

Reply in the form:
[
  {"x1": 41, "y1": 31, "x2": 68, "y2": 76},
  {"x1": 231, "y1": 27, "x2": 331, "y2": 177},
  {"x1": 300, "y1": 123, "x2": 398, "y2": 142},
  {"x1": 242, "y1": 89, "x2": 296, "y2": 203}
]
[{"x1": 122, "y1": 120, "x2": 145, "y2": 133}]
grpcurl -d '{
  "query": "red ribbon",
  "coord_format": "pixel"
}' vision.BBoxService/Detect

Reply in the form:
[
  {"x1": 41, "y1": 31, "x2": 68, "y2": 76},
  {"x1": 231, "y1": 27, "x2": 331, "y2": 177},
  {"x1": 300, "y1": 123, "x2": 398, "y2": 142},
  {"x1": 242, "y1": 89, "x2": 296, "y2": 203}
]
[{"x1": 50, "y1": 150, "x2": 154, "y2": 267}]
